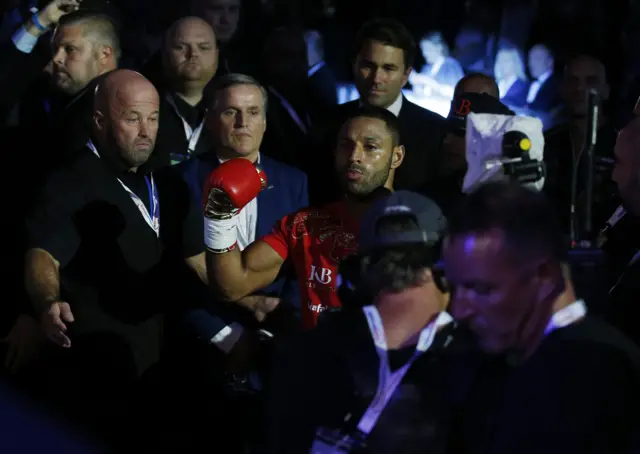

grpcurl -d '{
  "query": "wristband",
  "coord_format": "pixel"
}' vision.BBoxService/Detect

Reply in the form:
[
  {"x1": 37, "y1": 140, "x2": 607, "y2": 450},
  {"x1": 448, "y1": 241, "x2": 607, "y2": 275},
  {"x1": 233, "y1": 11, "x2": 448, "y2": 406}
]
[
  {"x1": 31, "y1": 13, "x2": 47, "y2": 32},
  {"x1": 204, "y1": 216, "x2": 239, "y2": 253}
]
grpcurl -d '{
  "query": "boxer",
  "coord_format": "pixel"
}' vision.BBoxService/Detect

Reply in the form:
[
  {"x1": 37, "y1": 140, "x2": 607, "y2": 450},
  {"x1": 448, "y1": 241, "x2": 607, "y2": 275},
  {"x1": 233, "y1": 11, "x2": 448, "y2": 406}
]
[{"x1": 202, "y1": 105, "x2": 405, "y2": 329}]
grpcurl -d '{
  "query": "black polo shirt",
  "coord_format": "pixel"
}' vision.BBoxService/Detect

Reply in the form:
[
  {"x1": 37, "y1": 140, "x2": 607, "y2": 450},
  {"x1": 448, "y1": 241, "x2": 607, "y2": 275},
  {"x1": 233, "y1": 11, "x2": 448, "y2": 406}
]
[
  {"x1": 25, "y1": 146, "x2": 204, "y2": 375},
  {"x1": 150, "y1": 92, "x2": 212, "y2": 169}
]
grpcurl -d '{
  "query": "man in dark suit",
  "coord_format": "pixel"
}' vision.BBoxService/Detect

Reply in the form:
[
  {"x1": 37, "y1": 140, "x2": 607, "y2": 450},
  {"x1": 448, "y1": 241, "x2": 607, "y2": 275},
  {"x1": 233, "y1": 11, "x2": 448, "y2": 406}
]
[
  {"x1": 179, "y1": 72, "x2": 308, "y2": 453},
  {"x1": 525, "y1": 43, "x2": 560, "y2": 113},
  {"x1": 310, "y1": 19, "x2": 446, "y2": 205},
  {"x1": 179, "y1": 72, "x2": 307, "y2": 364}
]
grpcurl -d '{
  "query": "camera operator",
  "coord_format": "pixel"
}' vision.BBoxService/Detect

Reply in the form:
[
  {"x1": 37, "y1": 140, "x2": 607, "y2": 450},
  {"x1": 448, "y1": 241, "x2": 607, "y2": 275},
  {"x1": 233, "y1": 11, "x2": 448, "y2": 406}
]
[
  {"x1": 444, "y1": 181, "x2": 640, "y2": 454},
  {"x1": 428, "y1": 90, "x2": 513, "y2": 215},
  {"x1": 266, "y1": 191, "x2": 481, "y2": 454}
]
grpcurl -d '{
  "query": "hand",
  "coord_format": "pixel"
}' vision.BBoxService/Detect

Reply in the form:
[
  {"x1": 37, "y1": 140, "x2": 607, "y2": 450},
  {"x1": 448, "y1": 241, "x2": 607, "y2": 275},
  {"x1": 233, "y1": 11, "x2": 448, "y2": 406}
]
[
  {"x1": 38, "y1": 0, "x2": 81, "y2": 29},
  {"x1": 1, "y1": 315, "x2": 45, "y2": 374},
  {"x1": 40, "y1": 301, "x2": 74, "y2": 348},
  {"x1": 236, "y1": 295, "x2": 281, "y2": 322}
]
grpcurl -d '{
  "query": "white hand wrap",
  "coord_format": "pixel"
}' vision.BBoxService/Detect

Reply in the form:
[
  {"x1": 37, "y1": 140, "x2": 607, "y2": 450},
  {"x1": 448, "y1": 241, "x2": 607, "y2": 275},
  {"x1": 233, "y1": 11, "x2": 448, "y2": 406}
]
[{"x1": 204, "y1": 215, "x2": 239, "y2": 253}]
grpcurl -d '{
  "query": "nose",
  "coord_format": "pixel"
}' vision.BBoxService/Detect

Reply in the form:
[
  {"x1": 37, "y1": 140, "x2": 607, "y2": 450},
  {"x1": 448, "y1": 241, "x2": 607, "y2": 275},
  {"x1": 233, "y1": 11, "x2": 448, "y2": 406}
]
[
  {"x1": 186, "y1": 45, "x2": 200, "y2": 59},
  {"x1": 450, "y1": 290, "x2": 475, "y2": 321},
  {"x1": 52, "y1": 48, "x2": 65, "y2": 66},
  {"x1": 234, "y1": 112, "x2": 246, "y2": 128},
  {"x1": 139, "y1": 120, "x2": 151, "y2": 138},
  {"x1": 372, "y1": 68, "x2": 386, "y2": 85},
  {"x1": 347, "y1": 143, "x2": 364, "y2": 163},
  {"x1": 611, "y1": 162, "x2": 621, "y2": 184}
]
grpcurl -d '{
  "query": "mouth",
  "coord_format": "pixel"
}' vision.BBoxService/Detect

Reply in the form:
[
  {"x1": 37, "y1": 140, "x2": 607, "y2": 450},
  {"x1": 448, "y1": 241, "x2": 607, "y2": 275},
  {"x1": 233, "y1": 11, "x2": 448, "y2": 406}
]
[
  {"x1": 369, "y1": 88, "x2": 385, "y2": 95},
  {"x1": 346, "y1": 168, "x2": 364, "y2": 180}
]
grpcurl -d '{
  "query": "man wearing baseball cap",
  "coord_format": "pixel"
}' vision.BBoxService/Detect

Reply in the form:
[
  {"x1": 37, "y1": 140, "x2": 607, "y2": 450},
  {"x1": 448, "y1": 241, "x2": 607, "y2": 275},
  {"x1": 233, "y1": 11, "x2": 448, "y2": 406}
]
[
  {"x1": 266, "y1": 191, "x2": 480, "y2": 454},
  {"x1": 429, "y1": 91, "x2": 513, "y2": 214}
]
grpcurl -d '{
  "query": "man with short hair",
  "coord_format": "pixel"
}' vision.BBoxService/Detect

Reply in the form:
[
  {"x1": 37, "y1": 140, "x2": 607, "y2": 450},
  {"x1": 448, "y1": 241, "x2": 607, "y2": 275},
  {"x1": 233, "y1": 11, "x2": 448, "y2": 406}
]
[
  {"x1": 179, "y1": 72, "x2": 307, "y2": 360},
  {"x1": 444, "y1": 182, "x2": 640, "y2": 453},
  {"x1": 203, "y1": 105, "x2": 404, "y2": 330},
  {"x1": 152, "y1": 16, "x2": 218, "y2": 167},
  {"x1": 0, "y1": 4, "x2": 121, "y2": 378},
  {"x1": 311, "y1": 19, "x2": 445, "y2": 205},
  {"x1": 267, "y1": 191, "x2": 480, "y2": 454}
]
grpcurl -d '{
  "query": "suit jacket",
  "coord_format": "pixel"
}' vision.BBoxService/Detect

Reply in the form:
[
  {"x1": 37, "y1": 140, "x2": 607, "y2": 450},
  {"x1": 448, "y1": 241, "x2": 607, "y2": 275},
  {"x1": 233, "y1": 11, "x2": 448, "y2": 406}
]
[
  {"x1": 526, "y1": 73, "x2": 560, "y2": 112},
  {"x1": 308, "y1": 96, "x2": 446, "y2": 205},
  {"x1": 501, "y1": 79, "x2": 529, "y2": 108},
  {"x1": 179, "y1": 153, "x2": 309, "y2": 339}
]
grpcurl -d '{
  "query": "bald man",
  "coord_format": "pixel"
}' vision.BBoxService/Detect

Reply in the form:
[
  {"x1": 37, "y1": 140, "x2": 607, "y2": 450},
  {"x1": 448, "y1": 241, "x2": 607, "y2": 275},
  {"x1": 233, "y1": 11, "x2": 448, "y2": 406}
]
[
  {"x1": 543, "y1": 54, "x2": 618, "y2": 235},
  {"x1": 152, "y1": 16, "x2": 218, "y2": 167},
  {"x1": 453, "y1": 72, "x2": 500, "y2": 98},
  {"x1": 23, "y1": 69, "x2": 209, "y2": 449}
]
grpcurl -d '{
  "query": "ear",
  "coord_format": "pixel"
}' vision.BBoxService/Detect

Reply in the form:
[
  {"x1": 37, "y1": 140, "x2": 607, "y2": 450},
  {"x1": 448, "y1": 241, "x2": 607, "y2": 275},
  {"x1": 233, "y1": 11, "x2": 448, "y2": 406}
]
[
  {"x1": 98, "y1": 45, "x2": 114, "y2": 67},
  {"x1": 533, "y1": 259, "x2": 563, "y2": 303},
  {"x1": 401, "y1": 66, "x2": 412, "y2": 88},
  {"x1": 391, "y1": 145, "x2": 405, "y2": 169},
  {"x1": 93, "y1": 110, "x2": 106, "y2": 132}
]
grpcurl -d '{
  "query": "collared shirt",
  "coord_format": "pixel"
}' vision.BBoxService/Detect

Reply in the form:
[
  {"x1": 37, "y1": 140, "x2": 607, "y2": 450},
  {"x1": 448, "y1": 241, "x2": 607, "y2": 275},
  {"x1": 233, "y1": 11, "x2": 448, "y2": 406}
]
[
  {"x1": 498, "y1": 76, "x2": 518, "y2": 100},
  {"x1": 544, "y1": 299, "x2": 587, "y2": 336},
  {"x1": 526, "y1": 70, "x2": 553, "y2": 104},
  {"x1": 361, "y1": 93, "x2": 403, "y2": 117},
  {"x1": 428, "y1": 56, "x2": 445, "y2": 77}
]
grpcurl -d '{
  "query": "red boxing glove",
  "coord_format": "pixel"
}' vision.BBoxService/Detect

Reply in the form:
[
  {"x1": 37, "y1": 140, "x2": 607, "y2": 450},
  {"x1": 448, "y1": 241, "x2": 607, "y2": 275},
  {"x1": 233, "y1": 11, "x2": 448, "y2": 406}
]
[{"x1": 203, "y1": 158, "x2": 267, "y2": 218}]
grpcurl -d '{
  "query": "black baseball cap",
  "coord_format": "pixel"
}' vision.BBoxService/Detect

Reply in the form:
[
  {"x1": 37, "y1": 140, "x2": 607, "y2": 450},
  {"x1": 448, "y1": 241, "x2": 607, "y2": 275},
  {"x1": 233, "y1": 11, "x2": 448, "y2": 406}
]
[
  {"x1": 358, "y1": 190, "x2": 447, "y2": 254},
  {"x1": 447, "y1": 92, "x2": 513, "y2": 137}
]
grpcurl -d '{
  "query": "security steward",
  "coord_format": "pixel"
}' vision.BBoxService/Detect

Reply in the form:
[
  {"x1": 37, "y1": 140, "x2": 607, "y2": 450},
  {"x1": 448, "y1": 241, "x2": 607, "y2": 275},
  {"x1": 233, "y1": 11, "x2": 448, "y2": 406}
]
[
  {"x1": 266, "y1": 191, "x2": 481, "y2": 454},
  {"x1": 23, "y1": 70, "x2": 209, "y2": 450}
]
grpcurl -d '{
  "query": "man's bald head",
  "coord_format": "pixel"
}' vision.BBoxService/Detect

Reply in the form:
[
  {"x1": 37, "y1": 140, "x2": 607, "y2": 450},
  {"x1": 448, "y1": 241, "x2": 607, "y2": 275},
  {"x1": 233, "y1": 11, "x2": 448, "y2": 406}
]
[
  {"x1": 613, "y1": 116, "x2": 640, "y2": 215},
  {"x1": 454, "y1": 73, "x2": 499, "y2": 98},
  {"x1": 93, "y1": 70, "x2": 160, "y2": 170},
  {"x1": 163, "y1": 16, "x2": 218, "y2": 89}
]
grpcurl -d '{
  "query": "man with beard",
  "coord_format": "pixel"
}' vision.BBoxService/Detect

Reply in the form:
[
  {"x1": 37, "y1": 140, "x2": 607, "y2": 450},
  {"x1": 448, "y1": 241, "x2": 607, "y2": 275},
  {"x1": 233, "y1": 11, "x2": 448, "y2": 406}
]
[
  {"x1": 23, "y1": 70, "x2": 210, "y2": 450},
  {"x1": 151, "y1": 16, "x2": 218, "y2": 167},
  {"x1": 202, "y1": 106, "x2": 404, "y2": 330},
  {"x1": 310, "y1": 19, "x2": 444, "y2": 205}
]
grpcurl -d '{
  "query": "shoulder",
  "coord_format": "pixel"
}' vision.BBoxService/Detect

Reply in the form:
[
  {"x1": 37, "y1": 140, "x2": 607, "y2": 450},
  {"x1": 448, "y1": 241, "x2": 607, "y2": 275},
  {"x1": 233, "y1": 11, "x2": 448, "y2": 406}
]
[
  {"x1": 42, "y1": 150, "x2": 95, "y2": 192},
  {"x1": 537, "y1": 317, "x2": 640, "y2": 382},
  {"x1": 544, "y1": 123, "x2": 568, "y2": 139},
  {"x1": 279, "y1": 202, "x2": 342, "y2": 233},
  {"x1": 401, "y1": 97, "x2": 445, "y2": 123},
  {"x1": 261, "y1": 155, "x2": 307, "y2": 183}
]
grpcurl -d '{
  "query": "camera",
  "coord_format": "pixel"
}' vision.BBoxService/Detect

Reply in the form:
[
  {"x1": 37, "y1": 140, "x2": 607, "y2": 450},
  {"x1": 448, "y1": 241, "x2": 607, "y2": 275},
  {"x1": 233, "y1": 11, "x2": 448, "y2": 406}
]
[{"x1": 462, "y1": 113, "x2": 546, "y2": 193}]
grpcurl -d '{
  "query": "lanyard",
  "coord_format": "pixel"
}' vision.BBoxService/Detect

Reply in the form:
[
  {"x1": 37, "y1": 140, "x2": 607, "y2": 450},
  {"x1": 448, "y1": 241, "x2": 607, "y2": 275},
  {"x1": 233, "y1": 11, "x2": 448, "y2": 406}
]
[
  {"x1": 166, "y1": 94, "x2": 206, "y2": 154},
  {"x1": 268, "y1": 86, "x2": 310, "y2": 134},
  {"x1": 87, "y1": 140, "x2": 160, "y2": 237},
  {"x1": 543, "y1": 300, "x2": 587, "y2": 336},
  {"x1": 358, "y1": 306, "x2": 452, "y2": 435}
]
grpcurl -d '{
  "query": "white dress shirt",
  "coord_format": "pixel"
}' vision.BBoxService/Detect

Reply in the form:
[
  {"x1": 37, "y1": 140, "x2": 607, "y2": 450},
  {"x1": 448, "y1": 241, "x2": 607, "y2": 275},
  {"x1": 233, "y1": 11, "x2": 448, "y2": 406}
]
[
  {"x1": 498, "y1": 76, "x2": 518, "y2": 99},
  {"x1": 209, "y1": 153, "x2": 261, "y2": 352},
  {"x1": 360, "y1": 94, "x2": 403, "y2": 117},
  {"x1": 526, "y1": 70, "x2": 553, "y2": 104}
]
